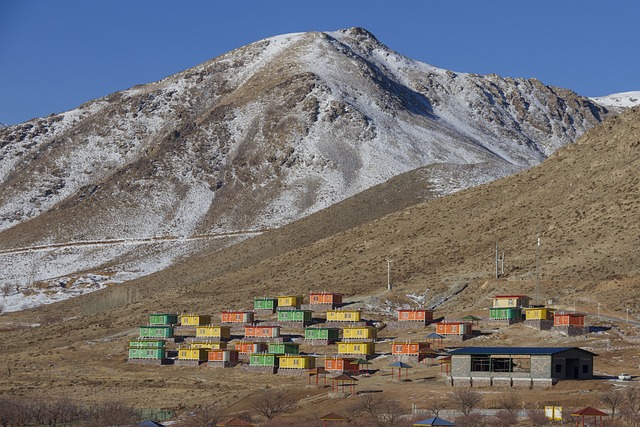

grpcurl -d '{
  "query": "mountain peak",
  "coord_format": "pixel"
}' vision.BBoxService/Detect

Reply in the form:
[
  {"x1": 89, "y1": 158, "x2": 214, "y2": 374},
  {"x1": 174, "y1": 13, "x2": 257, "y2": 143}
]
[{"x1": 0, "y1": 28, "x2": 608, "y2": 312}]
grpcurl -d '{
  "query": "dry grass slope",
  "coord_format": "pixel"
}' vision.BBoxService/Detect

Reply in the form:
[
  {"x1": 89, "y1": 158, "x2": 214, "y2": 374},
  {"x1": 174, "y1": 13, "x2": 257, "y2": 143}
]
[{"x1": 0, "y1": 107, "x2": 638, "y2": 415}]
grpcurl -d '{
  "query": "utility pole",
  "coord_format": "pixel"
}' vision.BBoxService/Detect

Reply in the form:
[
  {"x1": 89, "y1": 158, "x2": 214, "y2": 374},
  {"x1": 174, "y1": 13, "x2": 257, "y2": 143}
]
[
  {"x1": 535, "y1": 236, "x2": 541, "y2": 304},
  {"x1": 386, "y1": 259, "x2": 393, "y2": 291},
  {"x1": 495, "y1": 243, "x2": 499, "y2": 279}
]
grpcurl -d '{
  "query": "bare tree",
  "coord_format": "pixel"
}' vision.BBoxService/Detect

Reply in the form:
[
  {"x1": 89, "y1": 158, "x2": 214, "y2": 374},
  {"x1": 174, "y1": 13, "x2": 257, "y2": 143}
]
[
  {"x1": 177, "y1": 405, "x2": 223, "y2": 427},
  {"x1": 622, "y1": 386, "x2": 640, "y2": 424},
  {"x1": 252, "y1": 390, "x2": 296, "y2": 421},
  {"x1": 425, "y1": 397, "x2": 447, "y2": 417},
  {"x1": 349, "y1": 394, "x2": 410, "y2": 427},
  {"x1": 602, "y1": 388, "x2": 625, "y2": 419},
  {"x1": 1, "y1": 283, "x2": 10, "y2": 296},
  {"x1": 454, "y1": 412, "x2": 484, "y2": 427},
  {"x1": 450, "y1": 388, "x2": 483, "y2": 416},
  {"x1": 493, "y1": 410, "x2": 517, "y2": 427},
  {"x1": 497, "y1": 390, "x2": 520, "y2": 414},
  {"x1": 527, "y1": 409, "x2": 548, "y2": 427}
]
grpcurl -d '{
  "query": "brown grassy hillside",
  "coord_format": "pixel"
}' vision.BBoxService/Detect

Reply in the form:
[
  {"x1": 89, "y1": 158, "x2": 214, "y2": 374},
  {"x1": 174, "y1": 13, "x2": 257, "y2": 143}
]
[{"x1": 0, "y1": 107, "x2": 638, "y2": 414}]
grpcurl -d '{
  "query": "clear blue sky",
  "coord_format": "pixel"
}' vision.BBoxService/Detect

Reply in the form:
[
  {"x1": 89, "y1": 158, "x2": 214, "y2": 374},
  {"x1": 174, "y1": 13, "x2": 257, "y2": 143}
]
[{"x1": 1, "y1": 0, "x2": 638, "y2": 125}]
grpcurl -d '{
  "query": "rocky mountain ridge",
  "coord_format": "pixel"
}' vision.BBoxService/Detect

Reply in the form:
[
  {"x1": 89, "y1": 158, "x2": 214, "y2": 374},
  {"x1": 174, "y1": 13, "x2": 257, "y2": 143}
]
[{"x1": 0, "y1": 28, "x2": 609, "y2": 311}]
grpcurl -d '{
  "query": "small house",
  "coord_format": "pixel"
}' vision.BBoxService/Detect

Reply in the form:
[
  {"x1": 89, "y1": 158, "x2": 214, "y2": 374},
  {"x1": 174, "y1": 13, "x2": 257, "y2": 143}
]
[
  {"x1": 177, "y1": 347, "x2": 208, "y2": 365},
  {"x1": 139, "y1": 325, "x2": 174, "y2": 339},
  {"x1": 492, "y1": 295, "x2": 531, "y2": 308},
  {"x1": 342, "y1": 326, "x2": 377, "y2": 340},
  {"x1": 267, "y1": 342, "x2": 300, "y2": 355},
  {"x1": 391, "y1": 341, "x2": 433, "y2": 362},
  {"x1": 524, "y1": 307, "x2": 555, "y2": 330},
  {"x1": 149, "y1": 313, "x2": 178, "y2": 326},
  {"x1": 305, "y1": 326, "x2": 341, "y2": 344},
  {"x1": 489, "y1": 307, "x2": 523, "y2": 322},
  {"x1": 249, "y1": 353, "x2": 279, "y2": 369},
  {"x1": 128, "y1": 340, "x2": 166, "y2": 362},
  {"x1": 180, "y1": 314, "x2": 212, "y2": 326},
  {"x1": 244, "y1": 324, "x2": 281, "y2": 339},
  {"x1": 235, "y1": 341, "x2": 268, "y2": 355},
  {"x1": 189, "y1": 341, "x2": 227, "y2": 350},
  {"x1": 525, "y1": 307, "x2": 555, "y2": 321},
  {"x1": 435, "y1": 321, "x2": 473, "y2": 337},
  {"x1": 324, "y1": 356, "x2": 359, "y2": 373},
  {"x1": 277, "y1": 295, "x2": 303, "y2": 309},
  {"x1": 278, "y1": 355, "x2": 316, "y2": 370},
  {"x1": 221, "y1": 310, "x2": 254, "y2": 324},
  {"x1": 207, "y1": 349, "x2": 240, "y2": 368},
  {"x1": 254, "y1": 297, "x2": 278, "y2": 312},
  {"x1": 277, "y1": 309, "x2": 312, "y2": 325},
  {"x1": 554, "y1": 312, "x2": 586, "y2": 327},
  {"x1": 326, "y1": 309, "x2": 362, "y2": 323},
  {"x1": 309, "y1": 292, "x2": 343, "y2": 308},
  {"x1": 397, "y1": 308, "x2": 434, "y2": 323},
  {"x1": 336, "y1": 341, "x2": 375, "y2": 358},
  {"x1": 195, "y1": 325, "x2": 231, "y2": 340},
  {"x1": 448, "y1": 346, "x2": 596, "y2": 387}
]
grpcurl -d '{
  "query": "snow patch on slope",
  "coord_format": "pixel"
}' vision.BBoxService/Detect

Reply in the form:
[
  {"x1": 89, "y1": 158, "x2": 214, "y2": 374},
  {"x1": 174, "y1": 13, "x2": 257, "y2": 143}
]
[{"x1": 591, "y1": 91, "x2": 640, "y2": 108}]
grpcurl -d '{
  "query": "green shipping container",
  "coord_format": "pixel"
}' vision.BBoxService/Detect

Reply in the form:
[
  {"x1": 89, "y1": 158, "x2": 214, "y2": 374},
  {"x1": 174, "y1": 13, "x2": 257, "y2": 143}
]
[
  {"x1": 489, "y1": 307, "x2": 523, "y2": 320},
  {"x1": 128, "y1": 347, "x2": 164, "y2": 359},
  {"x1": 305, "y1": 327, "x2": 340, "y2": 341},
  {"x1": 277, "y1": 309, "x2": 312, "y2": 324},
  {"x1": 139, "y1": 325, "x2": 174, "y2": 338},
  {"x1": 149, "y1": 313, "x2": 178, "y2": 325},
  {"x1": 267, "y1": 342, "x2": 300, "y2": 355},
  {"x1": 249, "y1": 353, "x2": 279, "y2": 367},
  {"x1": 129, "y1": 340, "x2": 166, "y2": 349},
  {"x1": 254, "y1": 298, "x2": 278, "y2": 311}
]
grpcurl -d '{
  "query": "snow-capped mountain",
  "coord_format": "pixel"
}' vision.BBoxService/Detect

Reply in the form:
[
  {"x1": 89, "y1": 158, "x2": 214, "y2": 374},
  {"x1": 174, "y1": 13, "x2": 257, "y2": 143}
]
[
  {"x1": 0, "y1": 28, "x2": 608, "y2": 312},
  {"x1": 591, "y1": 91, "x2": 640, "y2": 110}
]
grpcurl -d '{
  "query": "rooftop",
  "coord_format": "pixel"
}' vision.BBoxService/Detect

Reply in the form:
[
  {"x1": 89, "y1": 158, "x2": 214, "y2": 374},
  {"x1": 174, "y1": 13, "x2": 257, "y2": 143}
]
[{"x1": 448, "y1": 347, "x2": 596, "y2": 356}]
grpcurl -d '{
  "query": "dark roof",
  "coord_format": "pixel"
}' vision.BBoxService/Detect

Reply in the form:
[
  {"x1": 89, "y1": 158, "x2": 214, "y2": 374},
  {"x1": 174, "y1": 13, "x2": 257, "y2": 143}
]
[
  {"x1": 448, "y1": 347, "x2": 596, "y2": 356},
  {"x1": 136, "y1": 421, "x2": 164, "y2": 427},
  {"x1": 413, "y1": 417, "x2": 456, "y2": 426},
  {"x1": 389, "y1": 361, "x2": 412, "y2": 368}
]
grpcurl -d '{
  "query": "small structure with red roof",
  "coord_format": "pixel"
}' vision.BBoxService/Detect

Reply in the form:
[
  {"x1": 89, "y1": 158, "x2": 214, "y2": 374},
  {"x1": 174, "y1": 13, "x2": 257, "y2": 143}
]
[
  {"x1": 492, "y1": 295, "x2": 531, "y2": 308},
  {"x1": 571, "y1": 407, "x2": 608, "y2": 427}
]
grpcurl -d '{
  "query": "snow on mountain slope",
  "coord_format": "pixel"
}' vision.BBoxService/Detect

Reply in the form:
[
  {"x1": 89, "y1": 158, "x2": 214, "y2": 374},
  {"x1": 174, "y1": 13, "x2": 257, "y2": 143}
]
[
  {"x1": 0, "y1": 28, "x2": 608, "y2": 312},
  {"x1": 591, "y1": 91, "x2": 640, "y2": 109}
]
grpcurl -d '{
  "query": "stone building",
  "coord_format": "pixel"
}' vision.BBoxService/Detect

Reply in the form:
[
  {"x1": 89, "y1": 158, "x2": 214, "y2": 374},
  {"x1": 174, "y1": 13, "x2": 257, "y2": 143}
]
[{"x1": 448, "y1": 347, "x2": 596, "y2": 388}]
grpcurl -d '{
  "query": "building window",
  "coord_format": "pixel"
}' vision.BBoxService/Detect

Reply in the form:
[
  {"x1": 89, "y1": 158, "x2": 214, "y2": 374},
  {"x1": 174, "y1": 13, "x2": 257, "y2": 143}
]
[
  {"x1": 395, "y1": 345, "x2": 403, "y2": 353},
  {"x1": 555, "y1": 364, "x2": 562, "y2": 373},
  {"x1": 582, "y1": 365, "x2": 589, "y2": 374},
  {"x1": 401, "y1": 312, "x2": 409, "y2": 319},
  {"x1": 471, "y1": 355, "x2": 491, "y2": 372}
]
